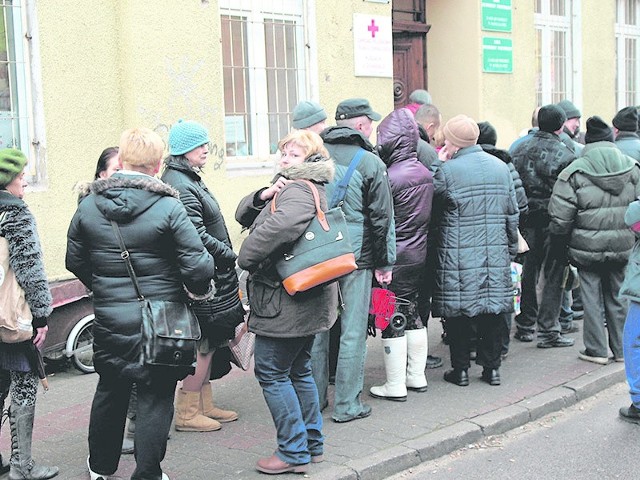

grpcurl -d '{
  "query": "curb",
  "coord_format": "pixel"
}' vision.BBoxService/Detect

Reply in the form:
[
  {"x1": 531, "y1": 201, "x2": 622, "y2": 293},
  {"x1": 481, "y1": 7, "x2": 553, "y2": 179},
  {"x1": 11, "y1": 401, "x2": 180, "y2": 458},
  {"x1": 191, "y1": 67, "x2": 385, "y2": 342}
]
[{"x1": 316, "y1": 363, "x2": 625, "y2": 480}]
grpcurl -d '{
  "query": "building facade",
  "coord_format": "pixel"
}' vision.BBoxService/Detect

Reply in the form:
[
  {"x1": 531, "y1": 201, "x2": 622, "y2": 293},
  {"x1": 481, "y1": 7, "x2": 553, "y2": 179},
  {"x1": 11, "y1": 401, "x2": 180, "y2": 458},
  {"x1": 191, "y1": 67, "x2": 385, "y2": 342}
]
[{"x1": 0, "y1": 0, "x2": 635, "y2": 279}]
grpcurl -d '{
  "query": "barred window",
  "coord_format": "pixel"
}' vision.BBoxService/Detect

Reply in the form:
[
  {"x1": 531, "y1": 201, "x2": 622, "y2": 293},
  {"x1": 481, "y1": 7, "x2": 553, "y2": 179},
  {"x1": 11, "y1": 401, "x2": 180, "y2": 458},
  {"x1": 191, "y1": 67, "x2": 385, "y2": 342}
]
[
  {"x1": 0, "y1": 1, "x2": 29, "y2": 152},
  {"x1": 534, "y1": 0, "x2": 576, "y2": 105},
  {"x1": 220, "y1": 0, "x2": 307, "y2": 165},
  {"x1": 616, "y1": 0, "x2": 640, "y2": 108}
]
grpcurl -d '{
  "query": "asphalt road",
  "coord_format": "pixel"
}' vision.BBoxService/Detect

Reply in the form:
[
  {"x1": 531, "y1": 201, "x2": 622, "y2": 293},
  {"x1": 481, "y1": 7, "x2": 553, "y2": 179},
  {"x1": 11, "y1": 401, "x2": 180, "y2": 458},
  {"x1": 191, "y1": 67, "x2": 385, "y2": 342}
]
[{"x1": 389, "y1": 382, "x2": 638, "y2": 480}]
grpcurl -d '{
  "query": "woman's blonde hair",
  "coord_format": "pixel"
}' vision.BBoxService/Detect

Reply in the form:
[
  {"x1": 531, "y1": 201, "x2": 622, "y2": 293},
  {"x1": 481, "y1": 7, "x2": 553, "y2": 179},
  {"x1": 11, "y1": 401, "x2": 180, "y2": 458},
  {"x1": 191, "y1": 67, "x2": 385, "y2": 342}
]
[
  {"x1": 119, "y1": 128, "x2": 165, "y2": 168},
  {"x1": 277, "y1": 130, "x2": 329, "y2": 159}
]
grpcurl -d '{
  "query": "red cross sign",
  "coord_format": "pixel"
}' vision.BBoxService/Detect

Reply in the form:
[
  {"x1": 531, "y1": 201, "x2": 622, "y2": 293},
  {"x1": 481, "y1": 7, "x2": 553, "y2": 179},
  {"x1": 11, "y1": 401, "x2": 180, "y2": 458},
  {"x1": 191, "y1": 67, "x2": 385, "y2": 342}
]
[{"x1": 368, "y1": 19, "x2": 379, "y2": 38}]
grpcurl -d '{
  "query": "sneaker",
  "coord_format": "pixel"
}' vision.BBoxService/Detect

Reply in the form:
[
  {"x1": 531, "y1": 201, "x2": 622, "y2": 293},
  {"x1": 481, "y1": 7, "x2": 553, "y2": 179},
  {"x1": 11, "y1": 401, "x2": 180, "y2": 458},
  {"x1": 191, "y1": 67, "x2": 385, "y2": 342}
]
[
  {"x1": 332, "y1": 403, "x2": 372, "y2": 423},
  {"x1": 514, "y1": 331, "x2": 534, "y2": 342},
  {"x1": 426, "y1": 354, "x2": 443, "y2": 369},
  {"x1": 578, "y1": 349, "x2": 609, "y2": 365},
  {"x1": 561, "y1": 323, "x2": 580, "y2": 334},
  {"x1": 88, "y1": 456, "x2": 112, "y2": 480},
  {"x1": 619, "y1": 404, "x2": 640, "y2": 424},
  {"x1": 572, "y1": 309, "x2": 584, "y2": 320},
  {"x1": 536, "y1": 335, "x2": 575, "y2": 348}
]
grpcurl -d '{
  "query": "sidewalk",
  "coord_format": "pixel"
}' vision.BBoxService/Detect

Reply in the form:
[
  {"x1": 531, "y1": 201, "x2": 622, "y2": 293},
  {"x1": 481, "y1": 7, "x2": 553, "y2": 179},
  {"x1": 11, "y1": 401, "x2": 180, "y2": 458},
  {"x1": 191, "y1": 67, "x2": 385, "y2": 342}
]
[{"x1": 0, "y1": 322, "x2": 626, "y2": 480}]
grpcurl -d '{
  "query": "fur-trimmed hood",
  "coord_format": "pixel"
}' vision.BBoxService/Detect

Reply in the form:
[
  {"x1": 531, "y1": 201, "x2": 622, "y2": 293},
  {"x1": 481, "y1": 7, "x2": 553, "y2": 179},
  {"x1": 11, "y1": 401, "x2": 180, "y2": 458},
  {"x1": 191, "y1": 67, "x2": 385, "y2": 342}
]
[
  {"x1": 279, "y1": 158, "x2": 335, "y2": 184},
  {"x1": 90, "y1": 173, "x2": 180, "y2": 223}
]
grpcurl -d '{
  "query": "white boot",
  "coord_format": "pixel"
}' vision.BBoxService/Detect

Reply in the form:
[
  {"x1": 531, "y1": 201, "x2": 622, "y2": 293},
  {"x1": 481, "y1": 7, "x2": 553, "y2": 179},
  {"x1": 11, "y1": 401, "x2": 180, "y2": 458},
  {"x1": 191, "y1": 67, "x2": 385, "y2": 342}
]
[
  {"x1": 406, "y1": 328, "x2": 428, "y2": 392},
  {"x1": 369, "y1": 337, "x2": 408, "y2": 402}
]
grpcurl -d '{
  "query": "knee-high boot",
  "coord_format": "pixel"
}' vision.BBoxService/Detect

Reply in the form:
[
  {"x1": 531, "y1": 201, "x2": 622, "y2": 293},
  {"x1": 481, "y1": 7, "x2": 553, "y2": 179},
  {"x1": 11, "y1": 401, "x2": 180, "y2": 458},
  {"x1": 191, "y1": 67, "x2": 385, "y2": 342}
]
[
  {"x1": 369, "y1": 337, "x2": 408, "y2": 402},
  {"x1": 8, "y1": 402, "x2": 58, "y2": 480},
  {"x1": 405, "y1": 328, "x2": 428, "y2": 392}
]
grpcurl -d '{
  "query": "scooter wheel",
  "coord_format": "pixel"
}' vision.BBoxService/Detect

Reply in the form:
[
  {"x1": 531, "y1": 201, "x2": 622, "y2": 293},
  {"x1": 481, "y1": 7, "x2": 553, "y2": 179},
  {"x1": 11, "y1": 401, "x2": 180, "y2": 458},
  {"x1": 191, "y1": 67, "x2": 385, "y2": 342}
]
[{"x1": 390, "y1": 312, "x2": 406, "y2": 332}]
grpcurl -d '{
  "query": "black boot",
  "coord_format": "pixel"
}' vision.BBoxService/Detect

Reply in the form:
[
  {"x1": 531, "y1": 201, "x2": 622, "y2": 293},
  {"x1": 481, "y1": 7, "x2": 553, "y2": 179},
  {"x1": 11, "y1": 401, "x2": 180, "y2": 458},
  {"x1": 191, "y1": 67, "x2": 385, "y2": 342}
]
[
  {"x1": 443, "y1": 368, "x2": 469, "y2": 387},
  {"x1": 481, "y1": 368, "x2": 501, "y2": 386},
  {"x1": 8, "y1": 403, "x2": 58, "y2": 480}
]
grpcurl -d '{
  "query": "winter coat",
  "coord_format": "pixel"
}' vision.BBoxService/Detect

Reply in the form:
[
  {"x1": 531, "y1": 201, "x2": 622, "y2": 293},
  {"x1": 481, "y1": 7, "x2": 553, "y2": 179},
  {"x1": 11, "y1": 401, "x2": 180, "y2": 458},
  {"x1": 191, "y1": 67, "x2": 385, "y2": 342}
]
[
  {"x1": 431, "y1": 145, "x2": 519, "y2": 318},
  {"x1": 161, "y1": 159, "x2": 244, "y2": 338},
  {"x1": 548, "y1": 141, "x2": 640, "y2": 268},
  {"x1": 376, "y1": 108, "x2": 433, "y2": 296},
  {"x1": 0, "y1": 191, "x2": 52, "y2": 372},
  {"x1": 620, "y1": 198, "x2": 640, "y2": 303},
  {"x1": 66, "y1": 173, "x2": 215, "y2": 383},
  {"x1": 480, "y1": 144, "x2": 529, "y2": 216},
  {"x1": 512, "y1": 130, "x2": 576, "y2": 227},
  {"x1": 237, "y1": 160, "x2": 338, "y2": 338},
  {"x1": 320, "y1": 126, "x2": 396, "y2": 270},
  {"x1": 509, "y1": 127, "x2": 538, "y2": 154},
  {"x1": 0, "y1": 191, "x2": 52, "y2": 326},
  {"x1": 615, "y1": 132, "x2": 640, "y2": 162}
]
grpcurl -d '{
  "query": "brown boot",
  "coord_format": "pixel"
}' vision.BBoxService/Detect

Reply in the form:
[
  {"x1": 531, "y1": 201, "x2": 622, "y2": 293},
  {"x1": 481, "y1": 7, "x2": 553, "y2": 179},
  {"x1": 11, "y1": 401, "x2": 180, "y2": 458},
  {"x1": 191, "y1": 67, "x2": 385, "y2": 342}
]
[
  {"x1": 200, "y1": 383, "x2": 238, "y2": 423},
  {"x1": 174, "y1": 388, "x2": 221, "y2": 432}
]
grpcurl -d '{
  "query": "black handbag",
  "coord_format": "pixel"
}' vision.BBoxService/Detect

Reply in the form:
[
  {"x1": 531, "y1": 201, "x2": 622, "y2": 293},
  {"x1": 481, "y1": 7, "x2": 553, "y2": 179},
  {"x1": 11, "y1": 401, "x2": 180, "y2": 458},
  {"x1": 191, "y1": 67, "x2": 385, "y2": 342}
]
[{"x1": 110, "y1": 221, "x2": 201, "y2": 368}]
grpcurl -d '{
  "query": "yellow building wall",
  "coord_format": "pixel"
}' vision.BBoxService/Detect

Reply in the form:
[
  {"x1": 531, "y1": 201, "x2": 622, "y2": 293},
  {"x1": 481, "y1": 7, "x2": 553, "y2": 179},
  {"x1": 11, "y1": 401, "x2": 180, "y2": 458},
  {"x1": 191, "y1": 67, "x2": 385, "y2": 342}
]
[
  {"x1": 580, "y1": 0, "x2": 616, "y2": 123},
  {"x1": 315, "y1": 0, "x2": 394, "y2": 127},
  {"x1": 26, "y1": 0, "x2": 393, "y2": 280}
]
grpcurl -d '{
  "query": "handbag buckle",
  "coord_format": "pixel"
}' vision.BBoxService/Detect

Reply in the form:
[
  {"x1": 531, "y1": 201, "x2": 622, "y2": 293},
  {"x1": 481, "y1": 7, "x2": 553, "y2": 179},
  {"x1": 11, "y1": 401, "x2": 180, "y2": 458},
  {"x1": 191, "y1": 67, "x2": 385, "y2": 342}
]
[
  {"x1": 121, "y1": 250, "x2": 130, "y2": 260},
  {"x1": 283, "y1": 253, "x2": 294, "y2": 261}
]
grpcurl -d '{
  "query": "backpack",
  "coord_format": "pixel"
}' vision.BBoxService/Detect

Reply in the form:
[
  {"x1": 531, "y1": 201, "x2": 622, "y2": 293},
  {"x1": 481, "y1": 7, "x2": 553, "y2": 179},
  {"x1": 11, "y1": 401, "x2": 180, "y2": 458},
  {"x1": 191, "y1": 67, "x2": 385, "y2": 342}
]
[{"x1": 0, "y1": 212, "x2": 33, "y2": 343}]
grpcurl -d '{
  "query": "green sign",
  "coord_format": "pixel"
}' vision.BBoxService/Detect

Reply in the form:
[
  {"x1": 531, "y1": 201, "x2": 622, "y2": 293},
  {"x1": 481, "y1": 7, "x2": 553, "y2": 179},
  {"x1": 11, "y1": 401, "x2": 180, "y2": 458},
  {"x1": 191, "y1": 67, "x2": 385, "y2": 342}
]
[
  {"x1": 483, "y1": 37, "x2": 513, "y2": 74},
  {"x1": 481, "y1": 0, "x2": 512, "y2": 32}
]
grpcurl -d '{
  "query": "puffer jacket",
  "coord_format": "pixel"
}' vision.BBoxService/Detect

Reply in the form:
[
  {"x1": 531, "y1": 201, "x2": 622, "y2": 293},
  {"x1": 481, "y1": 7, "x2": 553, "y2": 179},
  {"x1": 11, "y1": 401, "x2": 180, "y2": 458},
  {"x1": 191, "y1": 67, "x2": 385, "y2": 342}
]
[
  {"x1": 237, "y1": 160, "x2": 338, "y2": 338},
  {"x1": 548, "y1": 141, "x2": 640, "y2": 267},
  {"x1": 615, "y1": 132, "x2": 640, "y2": 161},
  {"x1": 620, "y1": 198, "x2": 640, "y2": 303},
  {"x1": 432, "y1": 145, "x2": 519, "y2": 318},
  {"x1": 161, "y1": 159, "x2": 244, "y2": 336},
  {"x1": 376, "y1": 108, "x2": 433, "y2": 295},
  {"x1": 66, "y1": 173, "x2": 215, "y2": 382},
  {"x1": 512, "y1": 130, "x2": 576, "y2": 227},
  {"x1": 320, "y1": 126, "x2": 396, "y2": 270}
]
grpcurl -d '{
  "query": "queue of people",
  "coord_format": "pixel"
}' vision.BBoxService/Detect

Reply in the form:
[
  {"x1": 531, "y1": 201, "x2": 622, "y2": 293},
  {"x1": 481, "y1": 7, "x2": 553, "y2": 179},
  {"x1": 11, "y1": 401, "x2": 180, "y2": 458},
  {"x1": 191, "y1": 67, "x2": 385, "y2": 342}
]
[{"x1": 3, "y1": 91, "x2": 640, "y2": 479}]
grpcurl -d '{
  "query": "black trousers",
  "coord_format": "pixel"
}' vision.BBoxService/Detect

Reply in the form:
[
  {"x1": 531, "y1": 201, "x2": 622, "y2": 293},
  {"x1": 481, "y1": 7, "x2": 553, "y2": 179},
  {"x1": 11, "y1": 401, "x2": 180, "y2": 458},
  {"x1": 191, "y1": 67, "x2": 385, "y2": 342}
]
[
  {"x1": 88, "y1": 369, "x2": 177, "y2": 480},
  {"x1": 447, "y1": 314, "x2": 503, "y2": 370}
]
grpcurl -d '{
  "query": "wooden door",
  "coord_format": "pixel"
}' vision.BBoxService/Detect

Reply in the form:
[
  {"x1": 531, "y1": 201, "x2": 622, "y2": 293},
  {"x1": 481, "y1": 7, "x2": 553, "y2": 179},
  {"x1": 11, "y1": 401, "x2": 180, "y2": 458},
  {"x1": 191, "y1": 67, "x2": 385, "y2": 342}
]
[{"x1": 393, "y1": 33, "x2": 426, "y2": 108}]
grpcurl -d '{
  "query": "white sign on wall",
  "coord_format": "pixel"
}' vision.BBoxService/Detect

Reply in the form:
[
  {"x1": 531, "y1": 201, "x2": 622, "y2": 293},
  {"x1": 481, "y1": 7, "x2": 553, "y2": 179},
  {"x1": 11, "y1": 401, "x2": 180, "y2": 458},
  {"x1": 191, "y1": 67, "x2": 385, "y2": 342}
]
[{"x1": 353, "y1": 14, "x2": 393, "y2": 78}]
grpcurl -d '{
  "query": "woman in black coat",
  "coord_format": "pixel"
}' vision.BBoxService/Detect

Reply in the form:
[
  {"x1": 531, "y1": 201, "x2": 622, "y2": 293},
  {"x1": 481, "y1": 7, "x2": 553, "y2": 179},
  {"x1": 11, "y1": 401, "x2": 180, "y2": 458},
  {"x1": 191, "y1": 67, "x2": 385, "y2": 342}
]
[
  {"x1": 67, "y1": 128, "x2": 215, "y2": 480},
  {"x1": 161, "y1": 120, "x2": 244, "y2": 433}
]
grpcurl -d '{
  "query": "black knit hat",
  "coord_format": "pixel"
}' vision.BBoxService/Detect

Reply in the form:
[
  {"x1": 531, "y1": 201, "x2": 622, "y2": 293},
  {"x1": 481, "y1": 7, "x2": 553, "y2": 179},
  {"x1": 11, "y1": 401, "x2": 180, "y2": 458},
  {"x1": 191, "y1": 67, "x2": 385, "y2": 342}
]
[
  {"x1": 477, "y1": 121, "x2": 497, "y2": 146},
  {"x1": 538, "y1": 105, "x2": 567, "y2": 133},
  {"x1": 585, "y1": 116, "x2": 614, "y2": 144},
  {"x1": 612, "y1": 106, "x2": 638, "y2": 132}
]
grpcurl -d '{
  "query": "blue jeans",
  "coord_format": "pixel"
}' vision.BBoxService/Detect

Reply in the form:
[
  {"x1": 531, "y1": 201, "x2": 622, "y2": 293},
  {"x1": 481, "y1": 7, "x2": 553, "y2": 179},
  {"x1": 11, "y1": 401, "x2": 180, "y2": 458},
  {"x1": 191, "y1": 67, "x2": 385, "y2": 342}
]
[
  {"x1": 254, "y1": 335, "x2": 323, "y2": 465},
  {"x1": 559, "y1": 289, "x2": 574, "y2": 330},
  {"x1": 311, "y1": 268, "x2": 373, "y2": 422},
  {"x1": 624, "y1": 301, "x2": 640, "y2": 408}
]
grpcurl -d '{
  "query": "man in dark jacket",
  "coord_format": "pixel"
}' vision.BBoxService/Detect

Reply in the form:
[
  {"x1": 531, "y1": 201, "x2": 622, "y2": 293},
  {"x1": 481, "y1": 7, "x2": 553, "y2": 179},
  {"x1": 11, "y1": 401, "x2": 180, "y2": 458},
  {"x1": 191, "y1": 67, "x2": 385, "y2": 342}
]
[
  {"x1": 312, "y1": 98, "x2": 396, "y2": 423},
  {"x1": 613, "y1": 106, "x2": 640, "y2": 161},
  {"x1": 512, "y1": 104, "x2": 577, "y2": 348},
  {"x1": 549, "y1": 116, "x2": 640, "y2": 364}
]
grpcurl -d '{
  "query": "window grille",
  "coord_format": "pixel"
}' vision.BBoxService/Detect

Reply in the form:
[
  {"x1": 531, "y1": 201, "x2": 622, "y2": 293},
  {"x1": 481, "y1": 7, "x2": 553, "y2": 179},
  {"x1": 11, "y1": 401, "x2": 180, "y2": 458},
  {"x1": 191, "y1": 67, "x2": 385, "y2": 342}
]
[
  {"x1": 615, "y1": 0, "x2": 640, "y2": 108},
  {"x1": 220, "y1": 0, "x2": 307, "y2": 162}
]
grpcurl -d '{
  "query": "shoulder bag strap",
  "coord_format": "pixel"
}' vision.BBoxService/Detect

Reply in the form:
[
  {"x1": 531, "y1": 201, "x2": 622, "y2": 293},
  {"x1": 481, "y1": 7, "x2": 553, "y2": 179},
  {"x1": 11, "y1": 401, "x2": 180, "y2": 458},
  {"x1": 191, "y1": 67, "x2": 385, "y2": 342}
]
[
  {"x1": 329, "y1": 148, "x2": 366, "y2": 208},
  {"x1": 270, "y1": 180, "x2": 329, "y2": 231},
  {"x1": 109, "y1": 220, "x2": 145, "y2": 301}
]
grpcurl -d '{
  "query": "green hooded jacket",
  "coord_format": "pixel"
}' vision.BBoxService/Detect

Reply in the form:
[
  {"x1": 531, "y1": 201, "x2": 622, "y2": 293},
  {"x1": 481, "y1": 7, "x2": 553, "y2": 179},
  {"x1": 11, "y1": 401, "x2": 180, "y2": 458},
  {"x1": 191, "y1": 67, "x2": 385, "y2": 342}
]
[{"x1": 548, "y1": 141, "x2": 640, "y2": 267}]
